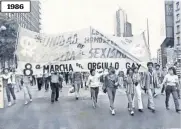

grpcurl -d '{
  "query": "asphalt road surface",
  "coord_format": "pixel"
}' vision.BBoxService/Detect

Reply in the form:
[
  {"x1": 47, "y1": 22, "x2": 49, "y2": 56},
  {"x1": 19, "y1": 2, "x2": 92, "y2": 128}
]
[{"x1": 0, "y1": 84, "x2": 181, "y2": 129}]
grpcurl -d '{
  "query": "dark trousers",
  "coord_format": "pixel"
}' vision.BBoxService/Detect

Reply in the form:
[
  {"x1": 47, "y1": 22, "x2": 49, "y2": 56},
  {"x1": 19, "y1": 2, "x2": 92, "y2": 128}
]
[
  {"x1": 165, "y1": 86, "x2": 180, "y2": 110},
  {"x1": 65, "y1": 79, "x2": 68, "y2": 85},
  {"x1": 6, "y1": 84, "x2": 16, "y2": 102},
  {"x1": 45, "y1": 78, "x2": 49, "y2": 91},
  {"x1": 37, "y1": 78, "x2": 42, "y2": 91},
  {"x1": 50, "y1": 83, "x2": 59, "y2": 102},
  {"x1": 161, "y1": 84, "x2": 165, "y2": 93},
  {"x1": 90, "y1": 87, "x2": 99, "y2": 103},
  {"x1": 177, "y1": 89, "x2": 181, "y2": 98}
]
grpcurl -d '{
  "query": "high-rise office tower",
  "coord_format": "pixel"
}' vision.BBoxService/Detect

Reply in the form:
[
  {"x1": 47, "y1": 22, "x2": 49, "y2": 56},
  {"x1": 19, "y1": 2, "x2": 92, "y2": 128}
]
[{"x1": 114, "y1": 8, "x2": 133, "y2": 37}]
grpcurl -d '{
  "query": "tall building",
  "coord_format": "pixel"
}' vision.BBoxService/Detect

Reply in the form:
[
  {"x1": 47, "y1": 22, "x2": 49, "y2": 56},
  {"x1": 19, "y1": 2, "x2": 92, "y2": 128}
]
[
  {"x1": 157, "y1": 49, "x2": 162, "y2": 67},
  {"x1": 125, "y1": 22, "x2": 133, "y2": 37},
  {"x1": 161, "y1": 1, "x2": 174, "y2": 67},
  {"x1": 173, "y1": 0, "x2": 181, "y2": 77},
  {"x1": 114, "y1": 8, "x2": 133, "y2": 37},
  {"x1": 173, "y1": 1, "x2": 181, "y2": 64},
  {"x1": 0, "y1": 0, "x2": 41, "y2": 33}
]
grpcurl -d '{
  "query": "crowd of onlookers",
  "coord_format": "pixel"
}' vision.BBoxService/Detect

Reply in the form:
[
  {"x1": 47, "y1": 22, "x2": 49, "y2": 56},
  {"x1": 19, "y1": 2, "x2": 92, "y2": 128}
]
[{"x1": 0, "y1": 61, "x2": 180, "y2": 116}]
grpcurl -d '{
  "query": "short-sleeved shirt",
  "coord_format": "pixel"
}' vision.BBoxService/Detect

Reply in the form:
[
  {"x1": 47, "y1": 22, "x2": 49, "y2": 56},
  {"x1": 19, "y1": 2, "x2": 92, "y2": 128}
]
[{"x1": 163, "y1": 74, "x2": 179, "y2": 86}]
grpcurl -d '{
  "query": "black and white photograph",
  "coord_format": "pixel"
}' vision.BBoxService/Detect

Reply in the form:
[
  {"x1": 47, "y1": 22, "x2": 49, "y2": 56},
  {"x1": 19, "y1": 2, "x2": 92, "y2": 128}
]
[{"x1": 0, "y1": 0, "x2": 181, "y2": 129}]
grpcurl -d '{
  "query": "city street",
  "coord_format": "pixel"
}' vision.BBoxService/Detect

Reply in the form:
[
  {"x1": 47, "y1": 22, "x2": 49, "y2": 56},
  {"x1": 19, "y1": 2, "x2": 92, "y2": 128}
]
[{"x1": 0, "y1": 84, "x2": 181, "y2": 129}]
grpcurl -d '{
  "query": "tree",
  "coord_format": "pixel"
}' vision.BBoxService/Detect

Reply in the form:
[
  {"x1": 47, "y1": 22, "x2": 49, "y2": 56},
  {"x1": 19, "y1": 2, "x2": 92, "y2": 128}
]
[{"x1": 0, "y1": 18, "x2": 19, "y2": 68}]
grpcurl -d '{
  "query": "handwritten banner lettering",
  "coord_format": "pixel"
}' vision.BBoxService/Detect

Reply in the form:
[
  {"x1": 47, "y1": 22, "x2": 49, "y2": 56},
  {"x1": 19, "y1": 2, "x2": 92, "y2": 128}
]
[{"x1": 16, "y1": 27, "x2": 148, "y2": 75}]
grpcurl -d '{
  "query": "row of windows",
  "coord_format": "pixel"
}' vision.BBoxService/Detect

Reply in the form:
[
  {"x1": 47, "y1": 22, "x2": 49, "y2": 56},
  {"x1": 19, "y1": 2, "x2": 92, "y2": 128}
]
[
  {"x1": 176, "y1": 2, "x2": 180, "y2": 11},
  {"x1": 175, "y1": 2, "x2": 181, "y2": 46}
]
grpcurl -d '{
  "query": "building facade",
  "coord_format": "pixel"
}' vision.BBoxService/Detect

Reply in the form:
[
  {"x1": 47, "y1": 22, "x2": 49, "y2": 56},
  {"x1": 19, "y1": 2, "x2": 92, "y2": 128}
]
[
  {"x1": 114, "y1": 8, "x2": 133, "y2": 37},
  {"x1": 173, "y1": 0, "x2": 181, "y2": 77},
  {"x1": 157, "y1": 49, "x2": 162, "y2": 67},
  {"x1": 161, "y1": 1, "x2": 174, "y2": 67},
  {"x1": 0, "y1": 0, "x2": 41, "y2": 33},
  {"x1": 174, "y1": 1, "x2": 181, "y2": 63}
]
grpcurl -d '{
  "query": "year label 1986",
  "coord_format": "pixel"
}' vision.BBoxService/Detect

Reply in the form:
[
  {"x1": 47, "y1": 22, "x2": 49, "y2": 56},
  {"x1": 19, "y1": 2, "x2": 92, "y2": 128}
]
[{"x1": 1, "y1": 0, "x2": 31, "y2": 13}]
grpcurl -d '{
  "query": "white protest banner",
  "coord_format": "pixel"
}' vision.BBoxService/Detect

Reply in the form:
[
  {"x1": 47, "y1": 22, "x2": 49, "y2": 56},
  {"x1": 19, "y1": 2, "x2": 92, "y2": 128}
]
[
  {"x1": 16, "y1": 27, "x2": 147, "y2": 75},
  {"x1": 16, "y1": 58, "x2": 146, "y2": 75},
  {"x1": 108, "y1": 32, "x2": 151, "y2": 63},
  {"x1": 0, "y1": 78, "x2": 4, "y2": 108}
]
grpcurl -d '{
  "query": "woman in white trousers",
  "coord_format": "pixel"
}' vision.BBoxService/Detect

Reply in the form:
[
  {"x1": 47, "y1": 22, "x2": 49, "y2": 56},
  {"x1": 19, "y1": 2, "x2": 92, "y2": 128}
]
[{"x1": 132, "y1": 68, "x2": 143, "y2": 112}]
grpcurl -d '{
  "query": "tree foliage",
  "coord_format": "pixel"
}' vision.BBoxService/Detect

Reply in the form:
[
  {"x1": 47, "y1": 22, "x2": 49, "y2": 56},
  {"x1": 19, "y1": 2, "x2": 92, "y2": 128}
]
[{"x1": 0, "y1": 19, "x2": 19, "y2": 61}]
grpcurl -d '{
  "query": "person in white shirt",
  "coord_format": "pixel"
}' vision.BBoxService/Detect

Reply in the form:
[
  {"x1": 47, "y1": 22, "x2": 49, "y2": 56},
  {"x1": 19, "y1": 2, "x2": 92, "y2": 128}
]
[
  {"x1": 160, "y1": 67, "x2": 181, "y2": 113},
  {"x1": 0, "y1": 68, "x2": 16, "y2": 107},
  {"x1": 21, "y1": 75, "x2": 33, "y2": 105},
  {"x1": 87, "y1": 69, "x2": 104, "y2": 108}
]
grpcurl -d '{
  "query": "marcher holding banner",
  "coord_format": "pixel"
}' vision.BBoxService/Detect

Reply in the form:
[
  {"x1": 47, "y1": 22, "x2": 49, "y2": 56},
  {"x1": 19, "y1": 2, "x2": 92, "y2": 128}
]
[
  {"x1": 0, "y1": 68, "x2": 16, "y2": 107},
  {"x1": 86, "y1": 69, "x2": 104, "y2": 108},
  {"x1": 104, "y1": 67, "x2": 118, "y2": 115}
]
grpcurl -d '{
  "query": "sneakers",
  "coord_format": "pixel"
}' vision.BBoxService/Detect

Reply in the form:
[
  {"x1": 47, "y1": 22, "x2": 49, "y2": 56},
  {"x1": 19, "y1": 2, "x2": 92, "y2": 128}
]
[
  {"x1": 176, "y1": 109, "x2": 181, "y2": 113},
  {"x1": 112, "y1": 110, "x2": 115, "y2": 115},
  {"x1": 166, "y1": 107, "x2": 170, "y2": 110},
  {"x1": 153, "y1": 93, "x2": 157, "y2": 98},
  {"x1": 138, "y1": 109, "x2": 143, "y2": 112},
  {"x1": 130, "y1": 111, "x2": 134, "y2": 116},
  {"x1": 30, "y1": 99, "x2": 33, "y2": 102},
  {"x1": 14, "y1": 100, "x2": 16, "y2": 104},
  {"x1": 24, "y1": 101, "x2": 28, "y2": 105},
  {"x1": 148, "y1": 107, "x2": 155, "y2": 113},
  {"x1": 110, "y1": 107, "x2": 115, "y2": 115},
  {"x1": 8, "y1": 102, "x2": 12, "y2": 107}
]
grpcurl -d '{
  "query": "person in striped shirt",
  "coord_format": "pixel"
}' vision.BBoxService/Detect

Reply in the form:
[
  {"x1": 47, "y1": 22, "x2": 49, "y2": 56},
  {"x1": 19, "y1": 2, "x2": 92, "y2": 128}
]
[{"x1": 125, "y1": 68, "x2": 135, "y2": 116}]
